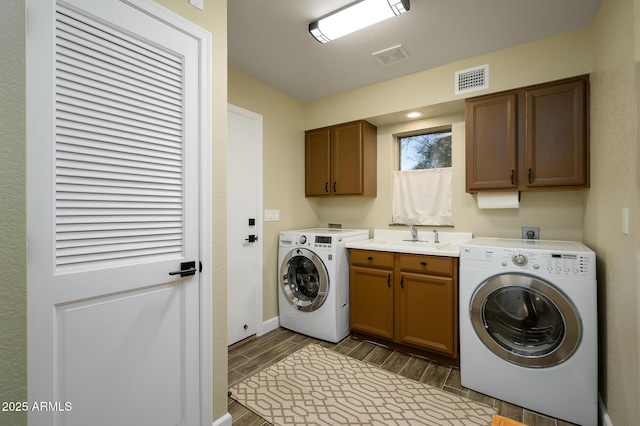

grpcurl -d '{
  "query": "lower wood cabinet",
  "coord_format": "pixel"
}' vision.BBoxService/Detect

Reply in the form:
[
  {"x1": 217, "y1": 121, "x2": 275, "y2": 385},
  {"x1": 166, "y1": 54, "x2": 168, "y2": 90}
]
[{"x1": 349, "y1": 249, "x2": 459, "y2": 363}]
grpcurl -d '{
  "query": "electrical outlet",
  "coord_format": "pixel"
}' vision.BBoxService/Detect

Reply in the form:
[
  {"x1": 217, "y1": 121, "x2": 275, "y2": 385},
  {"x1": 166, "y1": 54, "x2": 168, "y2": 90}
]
[{"x1": 522, "y1": 226, "x2": 540, "y2": 240}]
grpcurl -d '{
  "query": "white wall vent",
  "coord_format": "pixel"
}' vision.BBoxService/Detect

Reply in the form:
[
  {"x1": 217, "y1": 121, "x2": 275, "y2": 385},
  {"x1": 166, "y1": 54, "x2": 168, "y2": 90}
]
[
  {"x1": 372, "y1": 45, "x2": 410, "y2": 66},
  {"x1": 455, "y1": 64, "x2": 489, "y2": 95}
]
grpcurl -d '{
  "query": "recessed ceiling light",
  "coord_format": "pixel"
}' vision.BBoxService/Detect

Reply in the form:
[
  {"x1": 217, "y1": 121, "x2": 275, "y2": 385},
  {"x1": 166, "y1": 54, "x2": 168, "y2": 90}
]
[{"x1": 406, "y1": 111, "x2": 422, "y2": 118}]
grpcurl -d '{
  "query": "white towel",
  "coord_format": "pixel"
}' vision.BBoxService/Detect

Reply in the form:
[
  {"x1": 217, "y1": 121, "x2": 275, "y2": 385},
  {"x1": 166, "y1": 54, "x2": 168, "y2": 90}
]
[{"x1": 392, "y1": 168, "x2": 452, "y2": 226}]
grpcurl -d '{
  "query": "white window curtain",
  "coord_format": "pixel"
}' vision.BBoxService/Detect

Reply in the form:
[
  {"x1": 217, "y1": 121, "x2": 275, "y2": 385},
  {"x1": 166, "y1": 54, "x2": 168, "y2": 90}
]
[{"x1": 392, "y1": 168, "x2": 452, "y2": 226}]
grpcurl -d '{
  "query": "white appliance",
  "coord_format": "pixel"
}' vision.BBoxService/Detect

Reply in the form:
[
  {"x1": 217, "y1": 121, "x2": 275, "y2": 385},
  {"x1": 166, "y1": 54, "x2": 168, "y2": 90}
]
[
  {"x1": 459, "y1": 238, "x2": 597, "y2": 426},
  {"x1": 278, "y1": 228, "x2": 369, "y2": 342}
]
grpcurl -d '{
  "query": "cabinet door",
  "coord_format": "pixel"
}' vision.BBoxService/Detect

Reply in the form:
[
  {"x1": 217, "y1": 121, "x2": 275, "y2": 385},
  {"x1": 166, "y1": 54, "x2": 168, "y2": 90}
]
[
  {"x1": 349, "y1": 266, "x2": 394, "y2": 339},
  {"x1": 305, "y1": 128, "x2": 331, "y2": 196},
  {"x1": 331, "y1": 122, "x2": 363, "y2": 195},
  {"x1": 525, "y1": 78, "x2": 588, "y2": 188},
  {"x1": 396, "y1": 272, "x2": 456, "y2": 356},
  {"x1": 465, "y1": 93, "x2": 518, "y2": 191}
]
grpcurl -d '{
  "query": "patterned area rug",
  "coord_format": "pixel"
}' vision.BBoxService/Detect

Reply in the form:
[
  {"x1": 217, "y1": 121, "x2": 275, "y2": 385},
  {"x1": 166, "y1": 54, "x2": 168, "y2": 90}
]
[{"x1": 229, "y1": 344, "x2": 496, "y2": 425}]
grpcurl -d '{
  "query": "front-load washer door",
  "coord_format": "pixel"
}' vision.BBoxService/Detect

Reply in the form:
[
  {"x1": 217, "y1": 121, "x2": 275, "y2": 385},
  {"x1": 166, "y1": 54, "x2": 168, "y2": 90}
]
[
  {"x1": 280, "y1": 248, "x2": 329, "y2": 312},
  {"x1": 470, "y1": 273, "x2": 581, "y2": 368}
]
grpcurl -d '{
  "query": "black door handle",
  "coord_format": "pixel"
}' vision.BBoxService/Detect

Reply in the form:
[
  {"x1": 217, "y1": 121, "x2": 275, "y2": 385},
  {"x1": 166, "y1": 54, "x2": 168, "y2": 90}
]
[
  {"x1": 245, "y1": 235, "x2": 259, "y2": 243},
  {"x1": 169, "y1": 261, "x2": 197, "y2": 277}
]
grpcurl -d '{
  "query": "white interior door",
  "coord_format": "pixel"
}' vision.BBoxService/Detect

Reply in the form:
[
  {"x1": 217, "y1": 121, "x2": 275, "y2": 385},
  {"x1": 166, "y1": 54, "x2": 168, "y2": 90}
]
[
  {"x1": 26, "y1": 1, "x2": 211, "y2": 425},
  {"x1": 227, "y1": 104, "x2": 263, "y2": 345}
]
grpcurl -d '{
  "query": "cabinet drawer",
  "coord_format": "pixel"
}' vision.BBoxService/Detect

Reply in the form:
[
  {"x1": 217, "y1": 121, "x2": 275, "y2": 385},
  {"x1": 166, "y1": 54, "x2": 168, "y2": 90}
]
[
  {"x1": 398, "y1": 254, "x2": 453, "y2": 276},
  {"x1": 350, "y1": 250, "x2": 394, "y2": 269}
]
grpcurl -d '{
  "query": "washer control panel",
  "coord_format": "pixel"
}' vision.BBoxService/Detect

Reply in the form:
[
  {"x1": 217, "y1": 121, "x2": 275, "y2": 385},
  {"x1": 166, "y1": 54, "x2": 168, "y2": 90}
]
[{"x1": 280, "y1": 232, "x2": 338, "y2": 251}]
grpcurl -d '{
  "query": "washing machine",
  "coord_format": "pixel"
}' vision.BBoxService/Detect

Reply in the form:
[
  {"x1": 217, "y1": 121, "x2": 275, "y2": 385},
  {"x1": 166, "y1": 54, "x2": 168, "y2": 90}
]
[
  {"x1": 459, "y1": 238, "x2": 597, "y2": 426},
  {"x1": 278, "y1": 228, "x2": 369, "y2": 342}
]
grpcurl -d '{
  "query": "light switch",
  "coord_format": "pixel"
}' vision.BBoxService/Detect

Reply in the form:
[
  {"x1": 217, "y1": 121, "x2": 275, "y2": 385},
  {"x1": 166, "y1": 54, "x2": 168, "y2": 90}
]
[
  {"x1": 622, "y1": 207, "x2": 629, "y2": 235},
  {"x1": 265, "y1": 210, "x2": 280, "y2": 222}
]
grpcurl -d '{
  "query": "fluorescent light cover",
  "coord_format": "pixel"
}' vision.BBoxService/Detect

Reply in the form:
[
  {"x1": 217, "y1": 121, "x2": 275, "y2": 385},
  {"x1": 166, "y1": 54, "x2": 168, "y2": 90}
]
[{"x1": 310, "y1": 0, "x2": 410, "y2": 44}]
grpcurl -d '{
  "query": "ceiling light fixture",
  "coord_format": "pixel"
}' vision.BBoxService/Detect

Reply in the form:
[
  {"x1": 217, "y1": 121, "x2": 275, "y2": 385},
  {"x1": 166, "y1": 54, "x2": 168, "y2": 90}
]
[
  {"x1": 309, "y1": 0, "x2": 410, "y2": 44},
  {"x1": 406, "y1": 111, "x2": 422, "y2": 118}
]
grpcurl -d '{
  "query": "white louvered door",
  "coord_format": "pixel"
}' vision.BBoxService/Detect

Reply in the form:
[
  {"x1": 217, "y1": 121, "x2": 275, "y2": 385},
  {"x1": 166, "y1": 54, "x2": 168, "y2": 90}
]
[{"x1": 27, "y1": 1, "x2": 208, "y2": 425}]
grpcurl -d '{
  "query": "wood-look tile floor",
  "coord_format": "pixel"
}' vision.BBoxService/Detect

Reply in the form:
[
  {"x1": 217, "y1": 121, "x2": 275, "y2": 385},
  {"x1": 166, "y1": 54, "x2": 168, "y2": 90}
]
[{"x1": 227, "y1": 328, "x2": 578, "y2": 426}]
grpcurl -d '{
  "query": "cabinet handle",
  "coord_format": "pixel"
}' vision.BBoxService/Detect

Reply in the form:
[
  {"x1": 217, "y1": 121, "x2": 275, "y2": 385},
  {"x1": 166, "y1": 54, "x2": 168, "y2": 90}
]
[
  {"x1": 387, "y1": 275, "x2": 391, "y2": 288},
  {"x1": 511, "y1": 170, "x2": 515, "y2": 185},
  {"x1": 367, "y1": 256, "x2": 373, "y2": 260},
  {"x1": 528, "y1": 168, "x2": 532, "y2": 184},
  {"x1": 400, "y1": 276, "x2": 404, "y2": 289},
  {"x1": 325, "y1": 182, "x2": 329, "y2": 193},
  {"x1": 420, "y1": 261, "x2": 427, "y2": 266},
  {"x1": 334, "y1": 182, "x2": 337, "y2": 193}
]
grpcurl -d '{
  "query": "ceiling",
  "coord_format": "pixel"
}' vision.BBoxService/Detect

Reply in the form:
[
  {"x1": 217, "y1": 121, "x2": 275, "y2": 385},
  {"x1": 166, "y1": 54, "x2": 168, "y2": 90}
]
[{"x1": 228, "y1": 0, "x2": 602, "y2": 104}]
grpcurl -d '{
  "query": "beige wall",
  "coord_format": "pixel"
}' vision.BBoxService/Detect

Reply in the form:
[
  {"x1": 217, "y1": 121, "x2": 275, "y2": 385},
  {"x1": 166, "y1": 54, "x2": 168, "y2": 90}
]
[
  {"x1": 0, "y1": 1, "x2": 27, "y2": 425},
  {"x1": 585, "y1": 0, "x2": 640, "y2": 423},
  {"x1": 308, "y1": 114, "x2": 585, "y2": 241},
  {"x1": 302, "y1": 29, "x2": 592, "y2": 241}
]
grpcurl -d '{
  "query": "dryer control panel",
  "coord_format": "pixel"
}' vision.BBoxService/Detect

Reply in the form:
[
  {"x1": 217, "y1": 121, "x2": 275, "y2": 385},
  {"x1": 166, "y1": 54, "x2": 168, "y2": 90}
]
[
  {"x1": 461, "y1": 239, "x2": 596, "y2": 280},
  {"x1": 499, "y1": 249, "x2": 593, "y2": 278}
]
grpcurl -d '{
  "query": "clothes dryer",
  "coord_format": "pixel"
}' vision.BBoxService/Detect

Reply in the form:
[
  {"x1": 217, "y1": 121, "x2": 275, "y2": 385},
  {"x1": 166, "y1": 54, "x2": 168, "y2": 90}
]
[
  {"x1": 460, "y1": 238, "x2": 597, "y2": 426},
  {"x1": 278, "y1": 228, "x2": 368, "y2": 342}
]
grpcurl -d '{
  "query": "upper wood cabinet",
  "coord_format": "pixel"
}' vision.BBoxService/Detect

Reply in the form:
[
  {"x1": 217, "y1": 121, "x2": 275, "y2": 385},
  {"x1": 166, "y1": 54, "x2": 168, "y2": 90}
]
[
  {"x1": 465, "y1": 93, "x2": 518, "y2": 191},
  {"x1": 305, "y1": 120, "x2": 377, "y2": 197},
  {"x1": 465, "y1": 75, "x2": 589, "y2": 192}
]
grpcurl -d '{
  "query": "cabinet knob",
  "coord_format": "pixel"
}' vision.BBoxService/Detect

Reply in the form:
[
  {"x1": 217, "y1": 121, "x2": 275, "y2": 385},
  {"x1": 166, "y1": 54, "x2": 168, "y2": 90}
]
[
  {"x1": 367, "y1": 256, "x2": 373, "y2": 260},
  {"x1": 420, "y1": 261, "x2": 427, "y2": 266}
]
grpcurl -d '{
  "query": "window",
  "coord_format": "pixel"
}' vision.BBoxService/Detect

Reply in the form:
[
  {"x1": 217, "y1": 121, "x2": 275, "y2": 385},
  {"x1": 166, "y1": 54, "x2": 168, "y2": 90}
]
[
  {"x1": 399, "y1": 128, "x2": 452, "y2": 170},
  {"x1": 393, "y1": 127, "x2": 453, "y2": 226}
]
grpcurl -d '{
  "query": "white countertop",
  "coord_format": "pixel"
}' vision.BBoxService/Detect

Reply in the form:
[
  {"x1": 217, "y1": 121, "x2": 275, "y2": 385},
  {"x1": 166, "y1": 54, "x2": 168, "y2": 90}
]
[{"x1": 345, "y1": 229, "x2": 473, "y2": 257}]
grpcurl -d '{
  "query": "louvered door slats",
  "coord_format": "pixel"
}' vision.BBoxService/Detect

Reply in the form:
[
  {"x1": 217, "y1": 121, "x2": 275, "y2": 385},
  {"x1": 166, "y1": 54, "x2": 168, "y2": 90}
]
[
  {"x1": 55, "y1": 5, "x2": 186, "y2": 271},
  {"x1": 56, "y1": 11, "x2": 182, "y2": 79}
]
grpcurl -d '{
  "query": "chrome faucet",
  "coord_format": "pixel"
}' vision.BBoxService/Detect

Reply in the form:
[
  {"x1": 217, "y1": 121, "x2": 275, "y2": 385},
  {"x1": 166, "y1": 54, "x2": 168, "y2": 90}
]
[
  {"x1": 407, "y1": 223, "x2": 418, "y2": 241},
  {"x1": 433, "y1": 229, "x2": 439, "y2": 244}
]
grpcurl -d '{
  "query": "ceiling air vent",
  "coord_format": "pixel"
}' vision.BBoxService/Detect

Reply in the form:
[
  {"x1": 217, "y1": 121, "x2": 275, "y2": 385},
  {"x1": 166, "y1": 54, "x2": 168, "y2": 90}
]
[
  {"x1": 455, "y1": 64, "x2": 489, "y2": 95},
  {"x1": 372, "y1": 45, "x2": 410, "y2": 66}
]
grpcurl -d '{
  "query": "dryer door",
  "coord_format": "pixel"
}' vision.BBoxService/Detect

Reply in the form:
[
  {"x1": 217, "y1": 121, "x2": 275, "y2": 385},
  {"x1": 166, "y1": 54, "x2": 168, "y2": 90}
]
[
  {"x1": 470, "y1": 273, "x2": 581, "y2": 368},
  {"x1": 280, "y1": 248, "x2": 329, "y2": 312}
]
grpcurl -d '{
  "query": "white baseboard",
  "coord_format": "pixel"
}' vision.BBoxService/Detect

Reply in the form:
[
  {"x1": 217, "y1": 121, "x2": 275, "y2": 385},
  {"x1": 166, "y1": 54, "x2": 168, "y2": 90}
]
[
  {"x1": 599, "y1": 394, "x2": 613, "y2": 426},
  {"x1": 258, "y1": 316, "x2": 280, "y2": 336},
  {"x1": 213, "y1": 412, "x2": 232, "y2": 426}
]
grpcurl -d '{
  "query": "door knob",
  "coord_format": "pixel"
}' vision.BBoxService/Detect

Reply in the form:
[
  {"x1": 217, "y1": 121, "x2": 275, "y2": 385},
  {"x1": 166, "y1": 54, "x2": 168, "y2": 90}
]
[
  {"x1": 245, "y1": 235, "x2": 259, "y2": 243},
  {"x1": 169, "y1": 261, "x2": 197, "y2": 277}
]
